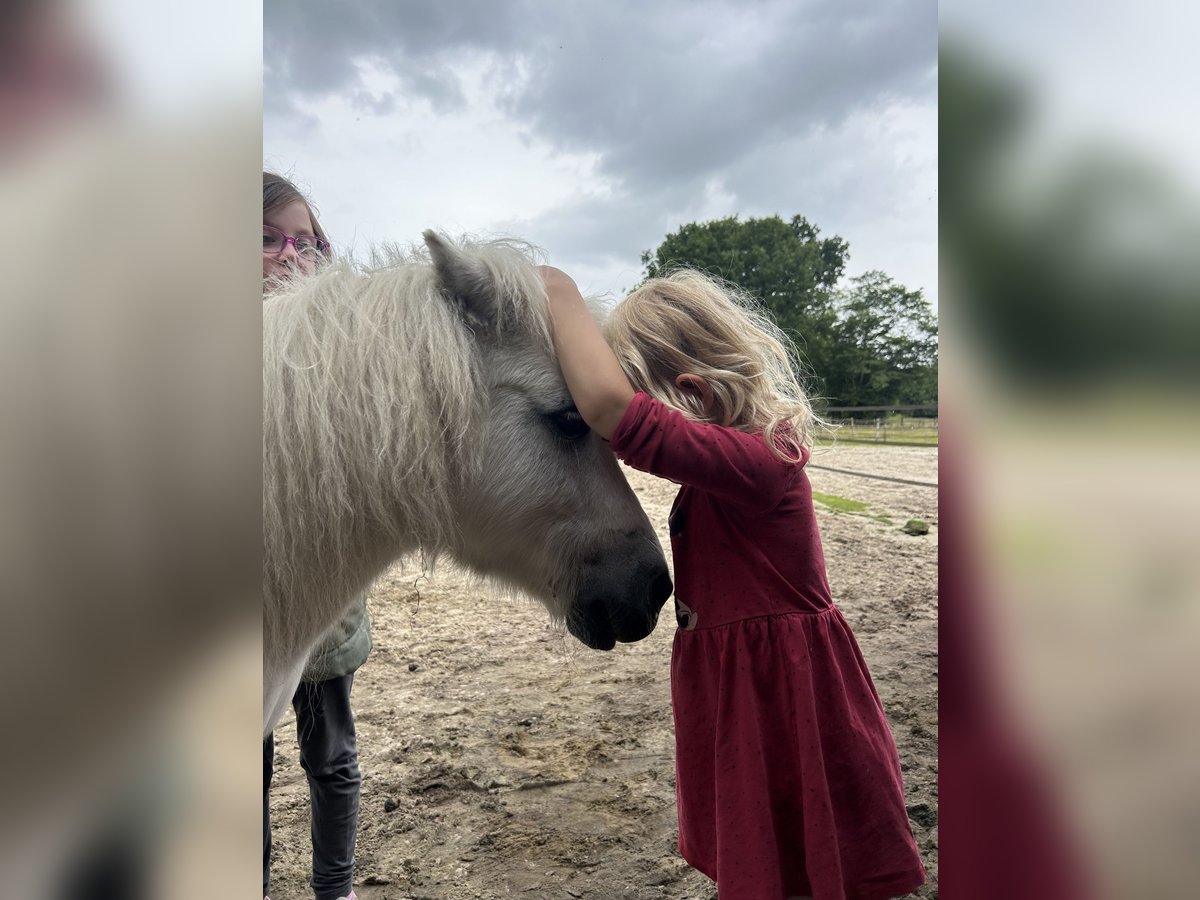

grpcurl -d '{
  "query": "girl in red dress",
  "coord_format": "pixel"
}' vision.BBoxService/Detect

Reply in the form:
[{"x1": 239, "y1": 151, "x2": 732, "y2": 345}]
[{"x1": 542, "y1": 266, "x2": 926, "y2": 900}]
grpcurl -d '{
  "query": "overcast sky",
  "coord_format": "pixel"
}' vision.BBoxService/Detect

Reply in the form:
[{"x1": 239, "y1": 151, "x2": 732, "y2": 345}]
[{"x1": 264, "y1": 0, "x2": 937, "y2": 304}]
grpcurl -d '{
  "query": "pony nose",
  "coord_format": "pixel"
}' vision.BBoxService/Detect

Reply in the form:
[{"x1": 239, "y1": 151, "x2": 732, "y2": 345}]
[
  {"x1": 650, "y1": 569, "x2": 673, "y2": 609},
  {"x1": 612, "y1": 561, "x2": 671, "y2": 643}
]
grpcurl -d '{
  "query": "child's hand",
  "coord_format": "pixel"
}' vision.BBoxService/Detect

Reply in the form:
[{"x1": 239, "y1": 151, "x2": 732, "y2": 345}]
[{"x1": 536, "y1": 265, "x2": 634, "y2": 439}]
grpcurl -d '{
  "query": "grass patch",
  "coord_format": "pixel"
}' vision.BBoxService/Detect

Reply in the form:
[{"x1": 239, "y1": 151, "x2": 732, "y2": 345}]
[
  {"x1": 812, "y1": 491, "x2": 897, "y2": 528},
  {"x1": 811, "y1": 491, "x2": 870, "y2": 514}
]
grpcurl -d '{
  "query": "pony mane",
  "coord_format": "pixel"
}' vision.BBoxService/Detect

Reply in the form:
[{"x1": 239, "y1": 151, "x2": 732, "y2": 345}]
[
  {"x1": 263, "y1": 236, "x2": 548, "y2": 665},
  {"x1": 367, "y1": 237, "x2": 552, "y2": 351}
]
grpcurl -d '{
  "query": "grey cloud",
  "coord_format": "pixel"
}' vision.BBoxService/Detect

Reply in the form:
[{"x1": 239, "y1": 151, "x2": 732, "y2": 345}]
[
  {"x1": 266, "y1": 0, "x2": 935, "y2": 197},
  {"x1": 718, "y1": 95, "x2": 936, "y2": 228},
  {"x1": 263, "y1": 81, "x2": 319, "y2": 138},
  {"x1": 349, "y1": 88, "x2": 398, "y2": 117},
  {"x1": 504, "y1": 0, "x2": 936, "y2": 193},
  {"x1": 264, "y1": 0, "x2": 533, "y2": 124},
  {"x1": 265, "y1": 0, "x2": 937, "y2": 295},
  {"x1": 513, "y1": 173, "x2": 728, "y2": 270},
  {"x1": 514, "y1": 112, "x2": 936, "y2": 294}
]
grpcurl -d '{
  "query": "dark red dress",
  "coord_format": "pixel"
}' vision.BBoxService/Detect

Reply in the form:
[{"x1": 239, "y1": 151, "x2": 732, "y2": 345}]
[{"x1": 611, "y1": 392, "x2": 926, "y2": 900}]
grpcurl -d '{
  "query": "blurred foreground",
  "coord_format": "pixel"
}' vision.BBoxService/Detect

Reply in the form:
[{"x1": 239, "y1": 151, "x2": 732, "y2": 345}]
[
  {"x1": 1, "y1": 2, "x2": 260, "y2": 897},
  {"x1": 942, "y1": 3, "x2": 1200, "y2": 897}
]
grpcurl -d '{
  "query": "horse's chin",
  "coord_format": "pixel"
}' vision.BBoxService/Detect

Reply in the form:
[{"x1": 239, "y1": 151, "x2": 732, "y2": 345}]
[
  {"x1": 566, "y1": 602, "x2": 663, "y2": 651},
  {"x1": 566, "y1": 615, "x2": 617, "y2": 651}
]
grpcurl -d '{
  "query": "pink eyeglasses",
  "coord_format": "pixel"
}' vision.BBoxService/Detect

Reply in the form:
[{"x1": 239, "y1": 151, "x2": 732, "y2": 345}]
[{"x1": 262, "y1": 224, "x2": 330, "y2": 260}]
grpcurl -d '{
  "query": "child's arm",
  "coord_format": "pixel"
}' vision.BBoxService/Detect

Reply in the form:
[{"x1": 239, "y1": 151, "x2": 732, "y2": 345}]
[
  {"x1": 611, "y1": 392, "x2": 803, "y2": 513},
  {"x1": 540, "y1": 266, "x2": 634, "y2": 440}
]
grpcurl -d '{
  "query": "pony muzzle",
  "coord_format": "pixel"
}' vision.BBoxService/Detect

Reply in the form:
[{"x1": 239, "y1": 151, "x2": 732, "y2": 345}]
[{"x1": 567, "y1": 556, "x2": 673, "y2": 650}]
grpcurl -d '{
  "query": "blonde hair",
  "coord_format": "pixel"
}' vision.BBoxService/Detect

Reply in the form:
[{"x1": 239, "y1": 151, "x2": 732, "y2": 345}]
[{"x1": 605, "y1": 270, "x2": 819, "y2": 462}]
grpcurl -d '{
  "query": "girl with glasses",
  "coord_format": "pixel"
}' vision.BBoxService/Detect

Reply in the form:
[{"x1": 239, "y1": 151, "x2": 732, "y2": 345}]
[
  {"x1": 262, "y1": 171, "x2": 332, "y2": 285},
  {"x1": 263, "y1": 171, "x2": 368, "y2": 900}
]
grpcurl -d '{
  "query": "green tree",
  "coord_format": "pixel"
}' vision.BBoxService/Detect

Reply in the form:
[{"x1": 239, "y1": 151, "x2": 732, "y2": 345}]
[
  {"x1": 640, "y1": 214, "x2": 849, "y2": 381},
  {"x1": 828, "y1": 271, "x2": 938, "y2": 406},
  {"x1": 639, "y1": 215, "x2": 938, "y2": 406}
]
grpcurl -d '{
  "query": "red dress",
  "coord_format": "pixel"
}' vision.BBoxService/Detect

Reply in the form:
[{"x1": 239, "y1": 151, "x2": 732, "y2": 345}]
[{"x1": 611, "y1": 392, "x2": 926, "y2": 900}]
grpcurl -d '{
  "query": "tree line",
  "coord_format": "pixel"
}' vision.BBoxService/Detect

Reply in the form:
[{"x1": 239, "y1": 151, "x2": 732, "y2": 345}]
[{"x1": 639, "y1": 214, "x2": 938, "y2": 410}]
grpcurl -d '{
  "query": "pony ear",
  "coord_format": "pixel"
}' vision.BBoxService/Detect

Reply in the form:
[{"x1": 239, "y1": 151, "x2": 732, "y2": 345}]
[{"x1": 423, "y1": 230, "x2": 496, "y2": 329}]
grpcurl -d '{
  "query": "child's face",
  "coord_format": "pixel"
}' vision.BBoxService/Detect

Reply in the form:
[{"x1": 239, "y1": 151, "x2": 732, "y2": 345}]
[{"x1": 262, "y1": 199, "x2": 319, "y2": 284}]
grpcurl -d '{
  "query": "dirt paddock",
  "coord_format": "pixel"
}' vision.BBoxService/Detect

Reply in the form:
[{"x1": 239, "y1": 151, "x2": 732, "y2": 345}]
[{"x1": 267, "y1": 443, "x2": 938, "y2": 899}]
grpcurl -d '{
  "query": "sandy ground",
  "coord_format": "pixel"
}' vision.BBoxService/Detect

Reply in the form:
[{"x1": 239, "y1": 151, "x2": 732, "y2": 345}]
[{"x1": 267, "y1": 443, "x2": 938, "y2": 899}]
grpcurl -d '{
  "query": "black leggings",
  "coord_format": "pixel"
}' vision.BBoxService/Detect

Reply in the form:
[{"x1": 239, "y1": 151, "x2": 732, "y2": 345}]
[{"x1": 263, "y1": 673, "x2": 360, "y2": 900}]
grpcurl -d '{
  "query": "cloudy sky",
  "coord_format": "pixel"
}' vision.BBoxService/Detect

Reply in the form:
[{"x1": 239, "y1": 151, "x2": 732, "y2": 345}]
[{"x1": 264, "y1": 0, "x2": 937, "y2": 303}]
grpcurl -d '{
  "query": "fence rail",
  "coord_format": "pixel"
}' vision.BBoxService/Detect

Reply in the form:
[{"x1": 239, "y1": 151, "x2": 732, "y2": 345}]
[
  {"x1": 818, "y1": 404, "x2": 939, "y2": 447},
  {"x1": 807, "y1": 463, "x2": 937, "y2": 488},
  {"x1": 823, "y1": 404, "x2": 938, "y2": 414}
]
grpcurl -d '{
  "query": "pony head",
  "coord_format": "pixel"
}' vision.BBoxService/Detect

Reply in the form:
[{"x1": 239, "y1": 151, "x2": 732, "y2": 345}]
[{"x1": 423, "y1": 231, "x2": 672, "y2": 649}]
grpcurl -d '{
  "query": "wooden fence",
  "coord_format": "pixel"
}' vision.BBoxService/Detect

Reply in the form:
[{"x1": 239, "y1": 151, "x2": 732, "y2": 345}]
[{"x1": 818, "y1": 404, "x2": 938, "y2": 447}]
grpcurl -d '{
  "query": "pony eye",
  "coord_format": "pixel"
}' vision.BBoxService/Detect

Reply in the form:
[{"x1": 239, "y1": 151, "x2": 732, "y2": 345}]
[{"x1": 548, "y1": 408, "x2": 590, "y2": 441}]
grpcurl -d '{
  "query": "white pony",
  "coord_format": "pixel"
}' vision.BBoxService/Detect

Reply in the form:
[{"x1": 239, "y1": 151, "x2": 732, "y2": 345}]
[{"x1": 263, "y1": 232, "x2": 672, "y2": 732}]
